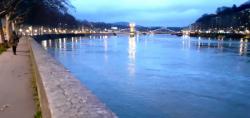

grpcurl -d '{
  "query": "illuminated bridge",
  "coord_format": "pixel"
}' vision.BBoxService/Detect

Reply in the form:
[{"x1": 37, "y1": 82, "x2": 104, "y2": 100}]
[{"x1": 116, "y1": 27, "x2": 177, "y2": 34}]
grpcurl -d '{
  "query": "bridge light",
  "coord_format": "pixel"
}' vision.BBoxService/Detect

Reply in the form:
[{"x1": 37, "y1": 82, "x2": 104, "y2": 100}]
[{"x1": 129, "y1": 22, "x2": 136, "y2": 34}]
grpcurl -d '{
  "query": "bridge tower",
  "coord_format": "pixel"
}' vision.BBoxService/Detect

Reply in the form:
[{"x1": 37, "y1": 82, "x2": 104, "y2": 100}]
[{"x1": 129, "y1": 22, "x2": 136, "y2": 37}]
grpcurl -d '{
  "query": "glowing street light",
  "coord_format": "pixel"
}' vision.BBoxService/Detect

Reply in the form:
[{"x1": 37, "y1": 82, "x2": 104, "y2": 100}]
[
  {"x1": 26, "y1": 29, "x2": 30, "y2": 35},
  {"x1": 28, "y1": 26, "x2": 33, "y2": 35},
  {"x1": 49, "y1": 29, "x2": 52, "y2": 33},
  {"x1": 245, "y1": 29, "x2": 250, "y2": 34},
  {"x1": 28, "y1": 26, "x2": 32, "y2": 31}
]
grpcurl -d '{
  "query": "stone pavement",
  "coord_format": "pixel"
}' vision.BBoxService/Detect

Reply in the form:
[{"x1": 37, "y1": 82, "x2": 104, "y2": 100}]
[{"x1": 0, "y1": 37, "x2": 35, "y2": 118}]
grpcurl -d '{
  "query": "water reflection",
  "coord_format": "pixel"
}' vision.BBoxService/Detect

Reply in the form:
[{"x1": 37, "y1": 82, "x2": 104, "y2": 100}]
[
  {"x1": 42, "y1": 36, "x2": 249, "y2": 58},
  {"x1": 128, "y1": 36, "x2": 136, "y2": 61},
  {"x1": 42, "y1": 40, "x2": 47, "y2": 50},
  {"x1": 41, "y1": 35, "x2": 250, "y2": 118},
  {"x1": 228, "y1": 39, "x2": 232, "y2": 47},
  {"x1": 217, "y1": 38, "x2": 224, "y2": 49},
  {"x1": 208, "y1": 38, "x2": 211, "y2": 48},
  {"x1": 182, "y1": 35, "x2": 191, "y2": 49},
  {"x1": 59, "y1": 38, "x2": 62, "y2": 50},
  {"x1": 128, "y1": 36, "x2": 137, "y2": 76},
  {"x1": 193, "y1": 37, "x2": 249, "y2": 55},
  {"x1": 104, "y1": 36, "x2": 108, "y2": 61},
  {"x1": 104, "y1": 38, "x2": 108, "y2": 52},
  {"x1": 71, "y1": 37, "x2": 74, "y2": 50},
  {"x1": 63, "y1": 38, "x2": 66, "y2": 50},
  {"x1": 239, "y1": 39, "x2": 248, "y2": 56},
  {"x1": 198, "y1": 37, "x2": 201, "y2": 50},
  {"x1": 48, "y1": 39, "x2": 52, "y2": 47}
]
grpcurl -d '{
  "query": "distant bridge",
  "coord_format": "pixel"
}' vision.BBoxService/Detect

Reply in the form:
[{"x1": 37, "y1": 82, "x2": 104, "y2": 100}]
[
  {"x1": 150, "y1": 27, "x2": 176, "y2": 34},
  {"x1": 115, "y1": 27, "x2": 177, "y2": 34}
]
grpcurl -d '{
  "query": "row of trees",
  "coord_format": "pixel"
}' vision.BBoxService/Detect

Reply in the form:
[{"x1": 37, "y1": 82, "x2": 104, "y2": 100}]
[
  {"x1": 23, "y1": 0, "x2": 79, "y2": 28},
  {"x1": 192, "y1": 1, "x2": 250, "y2": 31},
  {"x1": 0, "y1": 0, "x2": 76, "y2": 44}
]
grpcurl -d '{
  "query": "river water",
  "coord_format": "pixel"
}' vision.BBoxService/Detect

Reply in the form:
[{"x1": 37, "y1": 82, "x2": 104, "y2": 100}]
[{"x1": 41, "y1": 34, "x2": 250, "y2": 118}]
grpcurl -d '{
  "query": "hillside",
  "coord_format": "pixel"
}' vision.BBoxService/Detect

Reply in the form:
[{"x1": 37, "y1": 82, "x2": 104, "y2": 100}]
[{"x1": 192, "y1": 0, "x2": 250, "y2": 31}]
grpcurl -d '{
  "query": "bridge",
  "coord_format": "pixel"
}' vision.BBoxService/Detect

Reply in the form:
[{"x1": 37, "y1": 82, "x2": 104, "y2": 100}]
[
  {"x1": 116, "y1": 27, "x2": 177, "y2": 34},
  {"x1": 150, "y1": 27, "x2": 176, "y2": 34}
]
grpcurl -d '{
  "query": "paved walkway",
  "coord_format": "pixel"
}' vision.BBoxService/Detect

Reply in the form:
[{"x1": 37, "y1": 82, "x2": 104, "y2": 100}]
[{"x1": 0, "y1": 38, "x2": 35, "y2": 118}]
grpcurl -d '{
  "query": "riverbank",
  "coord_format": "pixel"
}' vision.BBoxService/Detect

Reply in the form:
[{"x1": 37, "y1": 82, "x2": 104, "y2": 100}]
[
  {"x1": 33, "y1": 33, "x2": 116, "y2": 42},
  {"x1": 174, "y1": 32, "x2": 250, "y2": 39},
  {"x1": 191, "y1": 33, "x2": 249, "y2": 39},
  {"x1": 30, "y1": 36, "x2": 117, "y2": 118},
  {"x1": 33, "y1": 33, "x2": 88, "y2": 41},
  {"x1": 0, "y1": 37, "x2": 35, "y2": 118}
]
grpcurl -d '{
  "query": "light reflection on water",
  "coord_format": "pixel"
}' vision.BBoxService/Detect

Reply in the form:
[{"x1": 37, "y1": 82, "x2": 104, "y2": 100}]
[
  {"x1": 41, "y1": 35, "x2": 250, "y2": 118},
  {"x1": 239, "y1": 39, "x2": 249, "y2": 56},
  {"x1": 128, "y1": 36, "x2": 137, "y2": 77}
]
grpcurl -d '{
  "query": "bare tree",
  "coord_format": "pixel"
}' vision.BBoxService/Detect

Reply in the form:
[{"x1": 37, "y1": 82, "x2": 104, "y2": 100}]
[{"x1": 0, "y1": 0, "x2": 72, "y2": 42}]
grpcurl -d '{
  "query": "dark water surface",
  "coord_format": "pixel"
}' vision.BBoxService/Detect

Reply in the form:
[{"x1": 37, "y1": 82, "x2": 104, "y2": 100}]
[{"x1": 41, "y1": 34, "x2": 250, "y2": 118}]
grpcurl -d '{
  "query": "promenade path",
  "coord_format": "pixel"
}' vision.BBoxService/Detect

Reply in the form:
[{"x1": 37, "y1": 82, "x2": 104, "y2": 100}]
[{"x1": 0, "y1": 37, "x2": 35, "y2": 118}]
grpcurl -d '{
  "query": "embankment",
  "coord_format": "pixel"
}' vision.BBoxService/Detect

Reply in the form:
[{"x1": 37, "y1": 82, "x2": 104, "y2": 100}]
[{"x1": 29, "y1": 37, "x2": 117, "y2": 118}]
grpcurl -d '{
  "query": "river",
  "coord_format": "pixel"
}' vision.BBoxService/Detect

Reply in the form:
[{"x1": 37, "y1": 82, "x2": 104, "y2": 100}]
[{"x1": 41, "y1": 34, "x2": 250, "y2": 118}]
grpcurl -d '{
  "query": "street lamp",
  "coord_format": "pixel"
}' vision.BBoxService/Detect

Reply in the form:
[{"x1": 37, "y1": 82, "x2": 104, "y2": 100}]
[{"x1": 29, "y1": 26, "x2": 33, "y2": 35}]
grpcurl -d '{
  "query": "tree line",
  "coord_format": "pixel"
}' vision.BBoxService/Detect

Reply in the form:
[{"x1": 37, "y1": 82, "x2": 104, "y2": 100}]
[
  {"x1": 0, "y1": 0, "x2": 78, "y2": 44},
  {"x1": 0, "y1": 0, "x2": 141, "y2": 44}
]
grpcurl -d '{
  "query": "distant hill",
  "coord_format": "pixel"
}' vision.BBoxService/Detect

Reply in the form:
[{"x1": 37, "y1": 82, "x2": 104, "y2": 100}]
[
  {"x1": 113, "y1": 22, "x2": 130, "y2": 26},
  {"x1": 78, "y1": 20, "x2": 183, "y2": 31},
  {"x1": 243, "y1": 0, "x2": 250, "y2": 5},
  {"x1": 192, "y1": 0, "x2": 250, "y2": 30},
  {"x1": 79, "y1": 21, "x2": 150, "y2": 30}
]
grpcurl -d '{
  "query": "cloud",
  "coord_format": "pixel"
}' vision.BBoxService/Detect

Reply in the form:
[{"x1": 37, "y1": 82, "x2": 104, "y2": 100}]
[{"x1": 70, "y1": 0, "x2": 247, "y2": 26}]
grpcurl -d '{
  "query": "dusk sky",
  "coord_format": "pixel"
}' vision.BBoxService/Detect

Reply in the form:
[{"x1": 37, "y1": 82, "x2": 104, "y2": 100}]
[{"x1": 70, "y1": 0, "x2": 247, "y2": 27}]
